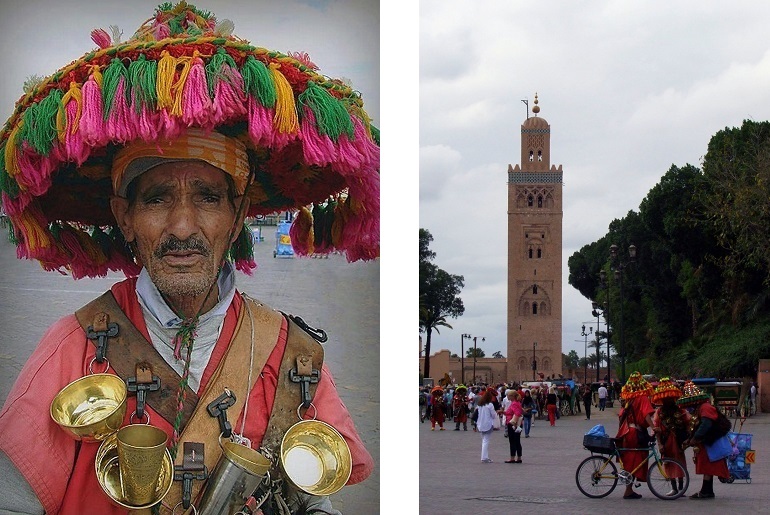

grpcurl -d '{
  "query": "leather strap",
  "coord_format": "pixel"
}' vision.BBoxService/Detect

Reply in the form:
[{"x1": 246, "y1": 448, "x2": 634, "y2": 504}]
[
  {"x1": 75, "y1": 291, "x2": 198, "y2": 428},
  {"x1": 161, "y1": 296, "x2": 283, "y2": 513}
]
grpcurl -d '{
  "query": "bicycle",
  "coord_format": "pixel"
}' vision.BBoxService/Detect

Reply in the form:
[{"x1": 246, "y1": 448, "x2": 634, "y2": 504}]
[{"x1": 576, "y1": 435, "x2": 690, "y2": 500}]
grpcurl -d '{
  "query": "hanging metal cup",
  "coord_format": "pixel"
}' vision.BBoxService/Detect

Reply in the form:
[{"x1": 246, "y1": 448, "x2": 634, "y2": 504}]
[
  {"x1": 279, "y1": 420, "x2": 352, "y2": 496},
  {"x1": 197, "y1": 438, "x2": 272, "y2": 515}
]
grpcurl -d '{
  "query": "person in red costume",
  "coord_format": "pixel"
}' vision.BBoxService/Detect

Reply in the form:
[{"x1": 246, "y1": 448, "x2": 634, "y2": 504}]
[
  {"x1": 0, "y1": 3, "x2": 379, "y2": 514},
  {"x1": 679, "y1": 381, "x2": 730, "y2": 499},
  {"x1": 652, "y1": 377, "x2": 690, "y2": 497},
  {"x1": 430, "y1": 387, "x2": 446, "y2": 431},
  {"x1": 453, "y1": 385, "x2": 470, "y2": 431},
  {"x1": 615, "y1": 372, "x2": 655, "y2": 499}
]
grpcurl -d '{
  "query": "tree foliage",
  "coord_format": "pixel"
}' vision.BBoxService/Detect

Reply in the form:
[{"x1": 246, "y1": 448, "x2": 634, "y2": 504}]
[
  {"x1": 419, "y1": 229, "x2": 465, "y2": 379},
  {"x1": 567, "y1": 120, "x2": 770, "y2": 379},
  {"x1": 466, "y1": 347, "x2": 486, "y2": 358}
]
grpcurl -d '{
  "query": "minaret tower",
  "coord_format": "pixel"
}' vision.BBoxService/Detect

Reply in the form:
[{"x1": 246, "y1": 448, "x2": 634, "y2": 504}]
[{"x1": 506, "y1": 94, "x2": 563, "y2": 382}]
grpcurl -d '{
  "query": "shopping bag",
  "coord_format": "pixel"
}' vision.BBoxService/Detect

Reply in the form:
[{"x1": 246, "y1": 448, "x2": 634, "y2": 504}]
[{"x1": 705, "y1": 434, "x2": 734, "y2": 462}]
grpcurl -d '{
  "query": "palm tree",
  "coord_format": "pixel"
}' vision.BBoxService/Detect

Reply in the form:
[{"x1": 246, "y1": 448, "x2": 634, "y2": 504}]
[{"x1": 420, "y1": 303, "x2": 453, "y2": 379}]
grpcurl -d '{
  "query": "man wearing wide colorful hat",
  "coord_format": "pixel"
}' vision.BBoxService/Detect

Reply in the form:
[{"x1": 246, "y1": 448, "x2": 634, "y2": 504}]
[
  {"x1": 678, "y1": 381, "x2": 730, "y2": 499},
  {"x1": 615, "y1": 371, "x2": 655, "y2": 499},
  {"x1": 651, "y1": 377, "x2": 690, "y2": 497},
  {"x1": 0, "y1": 3, "x2": 378, "y2": 514}
]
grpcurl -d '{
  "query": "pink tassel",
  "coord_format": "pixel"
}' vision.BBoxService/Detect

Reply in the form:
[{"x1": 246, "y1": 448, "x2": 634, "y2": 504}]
[
  {"x1": 91, "y1": 29, "x2": 112, "y2": 49},
  {"x1": 136, "y1": 105, "x2": 161, "y2": 142},
  {"x1": 61, "y1": 100, "x2": 91, "y2": 165},
  {"x1": 105, "y1": 79, "x2": 136, "y2": 143},
  {"x1": 80, "y1": 73, "x2": 107, "y2": 146},
  {"x1": 159, "y1": 109, "x2": 183, "y2": 140},
  {"x1": 1, "y1": 191, "x2": 32, "y2": 216},
  {"x1": 235, "y1": 257, "x2": 257, "y2": 275},
  {"x1": 154, "y1": 24, "x2": 170, "y2": 40},
  {"x1": 14, "y1": 144, "x2": 55, "y2": 196},
  {"x1": 246, "y1": 97, "x2": 273, "y2": 147},
  {"x1": 181, "y1": 56, "x2": 213, "y2": 127},
  {"x1": 210, "y1": 66, "x2": 246, "y2": 125},
  {"x1": 299, "y1": 108, "x2": 336, "y2": 167}
]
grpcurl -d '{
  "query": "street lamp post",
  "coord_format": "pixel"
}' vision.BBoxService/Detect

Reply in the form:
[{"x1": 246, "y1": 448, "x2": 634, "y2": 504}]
[
  {"x1": 581, "y1": 324, "x2": 592, "y2": 384},
  {"x1": 461, "y1": 333, "x2": 471, "y2": 384},
  {"x1": 610, "y1": 243, "x2": 636, "y2": 384},
  {"x1": 532, "y1": 342, "x2": 537, "y2": 381},
  {"x1": 591, "y1": 302, "x2": 604, "y2": 382},
  {"x1": 472, "y1": 336, "x2": 485, "y2": 384}
]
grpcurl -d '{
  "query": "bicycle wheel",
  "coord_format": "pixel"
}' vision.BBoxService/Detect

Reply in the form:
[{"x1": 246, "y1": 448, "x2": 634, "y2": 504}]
[
  {"x1": 647, "y1": 458, "x2": 689, "y2": 500},
  {"x1": 576, "y1": 455, "x2": 618, "y2": 498}
]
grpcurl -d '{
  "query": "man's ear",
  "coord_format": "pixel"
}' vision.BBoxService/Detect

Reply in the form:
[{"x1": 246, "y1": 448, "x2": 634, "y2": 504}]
[
  {"x1": 110, "y1": 196, "x2": 135, "y2": 242},
  {"x1": 231, "y1": 195, "x2": 251, "y2": 244}
]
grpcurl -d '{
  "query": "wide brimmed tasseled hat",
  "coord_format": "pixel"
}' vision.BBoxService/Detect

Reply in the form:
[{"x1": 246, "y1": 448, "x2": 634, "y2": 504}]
[
  {"x1": 0, "y1": 2, "x2": 379, "y2": 279},
  {"x1": 620, "y1": 371, "x2": 653, "y2": 400},
  {"x1": 676, "y1": 381, "x2": 710, "y2": 407},
  {"x1": 651, "y1": 377, "x2": 682, "y2": 404}
]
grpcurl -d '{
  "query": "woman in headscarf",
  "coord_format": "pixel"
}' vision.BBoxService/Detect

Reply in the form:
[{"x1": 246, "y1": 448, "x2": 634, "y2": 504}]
[
  {"x1": 546, "y1": 386, "x2": 558, "y2": 426},
  {"x1": 615, "y1": 372, "x2": 655, "y2": 499}
]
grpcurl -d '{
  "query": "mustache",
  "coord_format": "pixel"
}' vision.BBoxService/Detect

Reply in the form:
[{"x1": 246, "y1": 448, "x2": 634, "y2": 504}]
[{"x1": 154, "y1": 236, "x2": 211, "y2": 258}]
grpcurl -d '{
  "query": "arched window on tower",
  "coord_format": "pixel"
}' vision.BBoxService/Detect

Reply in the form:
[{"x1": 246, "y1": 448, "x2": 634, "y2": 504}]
[
  {"x1": 537, "y1": 150, "x2": 542, "y2": 161},
  {"x1": 537, "y1": 195, "x2": 543, "y2": 208},
  {"x1": 537, "y1": 248, "x2": 542, "y2": 258},
  {"x1": 532, "y1": 285, "x2": 538, "y2": 294},
  {"x1": 527, "y1": 195, "x2": 533, "y2": 207},
  {"x1": 532, "y1": 303, "x2": 538, "y2": 315},
  {"x1": 529, "y1": 150, "x2": 534, "y2": 162},
  {"x1": 528, "y1": 248, "x2": 533, "y2": 259}
]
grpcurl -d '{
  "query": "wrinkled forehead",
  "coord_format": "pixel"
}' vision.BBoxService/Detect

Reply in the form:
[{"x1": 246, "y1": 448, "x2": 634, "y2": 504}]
[{"x1": 129, "y1": 160, "x2": 233, "y2": 192}]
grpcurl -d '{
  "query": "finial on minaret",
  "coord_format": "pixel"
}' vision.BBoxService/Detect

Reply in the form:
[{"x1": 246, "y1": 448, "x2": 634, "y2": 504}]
[{"x1": 532, "y1": 92, "x2": 540, "y2": 115}]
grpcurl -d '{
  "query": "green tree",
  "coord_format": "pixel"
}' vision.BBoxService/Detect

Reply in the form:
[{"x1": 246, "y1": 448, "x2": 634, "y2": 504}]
[
  {"x1": 466, "y1": 347, "x2": 485, "y2": 358},
  {"x1": 492, "y1": 351, "x2": 504, "y2": 359},
  {"x1": 419, "y1": 229, "x2": 465, "y2": 379},
  {"x1": 564, "y1": 350, "x2": 580, "y2": 370}
]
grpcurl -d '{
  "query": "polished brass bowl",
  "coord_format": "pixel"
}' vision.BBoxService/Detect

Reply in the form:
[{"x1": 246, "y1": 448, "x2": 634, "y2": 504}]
[
  {"x1": 50, "y1": 374, "x2": 127, "y2": 442},
  {"x1": 95, "y1": 431, "x2": 174, "y2": 509},
  {"x1": 280, "y1": 420, "x2": 352, "y2": 496}
]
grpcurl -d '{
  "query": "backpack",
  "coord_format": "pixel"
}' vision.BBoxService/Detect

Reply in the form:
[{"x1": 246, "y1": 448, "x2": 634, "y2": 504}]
[{"x1": 703, "y1": 409, "x2": 732, "y2": 445}]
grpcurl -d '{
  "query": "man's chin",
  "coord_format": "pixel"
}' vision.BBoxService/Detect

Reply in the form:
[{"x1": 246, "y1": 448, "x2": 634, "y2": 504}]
[{"x1": 150, "y1": 269, "x2": 217, "y2": 299}]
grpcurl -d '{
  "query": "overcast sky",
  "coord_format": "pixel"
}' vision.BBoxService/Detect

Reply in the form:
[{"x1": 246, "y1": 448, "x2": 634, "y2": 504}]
[{"x1": 419, "y1": 1, "x2": 770, "y2": 366}]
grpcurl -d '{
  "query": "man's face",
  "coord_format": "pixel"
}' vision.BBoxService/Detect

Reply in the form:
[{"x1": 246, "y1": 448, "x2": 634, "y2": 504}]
[{"x1": 111, "y1": 161, "x2": 247, "y2": 304}]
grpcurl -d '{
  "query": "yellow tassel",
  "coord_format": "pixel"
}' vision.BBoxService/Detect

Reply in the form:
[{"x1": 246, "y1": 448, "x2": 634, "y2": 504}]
[
  {"x1": 331, "y1": 200, "x2": 347, "y2": 247},
  {"x1": 4, "y1": 122, "x2": 22, "y2": 180},
  {"x1": 269, "y1": 63, "x2": 299, "y2": 134},
  {"x1": 57, "y1": 82, "x2": 83, "y2": 141},
  {"x1": 297, "y1": 206, "x2": 315, "y2": 254},
  {"x1": 156, "y1": 51, "x2": 177, "y2": 111},
  {"x1": 171, "y1": 55, "x2": 193, "y2": 116},
  {"x1": 19, "y1": 210, "x2": 51, "y2": 253}
]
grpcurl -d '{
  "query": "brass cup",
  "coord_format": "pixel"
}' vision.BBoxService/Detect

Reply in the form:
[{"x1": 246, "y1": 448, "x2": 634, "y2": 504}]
[
  {"x1": 50, "y1": 373, "x2": 128, "y2": 442},
  {"x1": 95, "y1": 431, "x2": 174, "y2": 509},
  {"x1": 116, "y1": 425, "x2": 169, "y2": 506},
  {"x1": 279, "y1": 420, "x2": 352, "y2": 496}
]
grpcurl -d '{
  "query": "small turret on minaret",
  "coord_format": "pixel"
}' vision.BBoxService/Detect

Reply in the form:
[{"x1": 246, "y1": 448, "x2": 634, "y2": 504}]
[{"x1": 532, "y1": 92, "x2": 540, "y2": 116}]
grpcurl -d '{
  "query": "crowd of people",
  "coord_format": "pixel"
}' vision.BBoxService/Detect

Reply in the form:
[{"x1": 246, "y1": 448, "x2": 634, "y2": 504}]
[{"x1": 421, "y1": 373, "x2": 739, "y2": 501}]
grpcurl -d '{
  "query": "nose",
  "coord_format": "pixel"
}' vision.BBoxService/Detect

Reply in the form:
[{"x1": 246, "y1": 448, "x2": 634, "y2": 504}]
[{"x1": 164, "y1": 196, "x2": 200, "y2": 241}]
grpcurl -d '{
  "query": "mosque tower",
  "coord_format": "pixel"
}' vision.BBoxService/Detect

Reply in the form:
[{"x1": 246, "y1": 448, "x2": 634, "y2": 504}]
[{"x1": 506, "y1": 94, "x2": 563, "y2": 383}]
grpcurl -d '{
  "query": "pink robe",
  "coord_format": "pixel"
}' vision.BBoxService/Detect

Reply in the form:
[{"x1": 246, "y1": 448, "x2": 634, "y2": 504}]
[
  {"x1": 616, "y1": 395, "x2": 655, "y2": 481},
  {"x1": 0, "y1": 278, "x2": 373, "y2": 514}
]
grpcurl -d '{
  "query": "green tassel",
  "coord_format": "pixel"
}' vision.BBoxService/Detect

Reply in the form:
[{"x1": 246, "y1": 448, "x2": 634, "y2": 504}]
[
  {"x1": 128, "y1": 54, "x2": 158, "y2": 113},
  {"x1": 19, "y1": 89, "x2": 63, "y2": 155},
  {"x1": 241, "y1": 56, "x2": 276, "y2": 107},
  {"x1": 0, "y1": 142, "x2": 21, "y2": 198},
  {"x1": 102, "y1": 58, "x2": 129, "y2": 119},
  {"x1": 370, "y1": 125, "x2": 380, "y2": 146},
  {"x1": 205, "y1": 47, "x2": 238, "y2": 98},
  {"x1": 227, "y1": 222, "x2": 255, "y2": 264},
  {"x1": 298, "y1": 82, "x2": 354, "y2": 141}
]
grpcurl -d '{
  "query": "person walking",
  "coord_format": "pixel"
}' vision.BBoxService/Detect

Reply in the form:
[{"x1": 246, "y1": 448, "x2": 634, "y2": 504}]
[
  {"x1": 652, "y1": 378, "x2": 690, "y2": 497},
  {"x1": 679, "y1": 381, "x2": 730, "y2": 499},
  {"x1": 476, "y1": 390, "x2": 498, "y2": 463},
  {"x1": 521, "y1": 390, "x2": 536, "y2": 437},
  {"x1": 546, "y1": 386, "x2": 558, "y2": 426},
  {"x1": 583, "y1": 384, "x2": 593, "y2": 420},
  {"x1": 598, "y1": 383, "x2": 608, "y2": 411},
  {"x1": 615, "y1": 372, "x2": 655, "y2": 499},
  {"x1": 504, "y1": 391, "x2": 524, "y2": 463}
]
